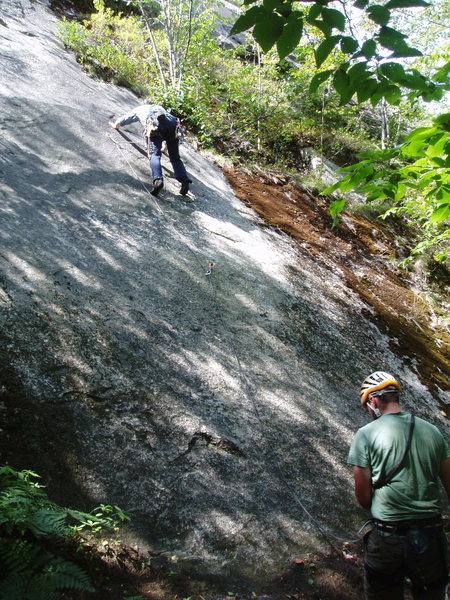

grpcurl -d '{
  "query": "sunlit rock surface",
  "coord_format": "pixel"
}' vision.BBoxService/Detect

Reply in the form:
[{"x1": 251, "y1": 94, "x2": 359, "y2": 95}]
[{"x1": 0, "y1": 0, "x2": 448, "y2": 587}]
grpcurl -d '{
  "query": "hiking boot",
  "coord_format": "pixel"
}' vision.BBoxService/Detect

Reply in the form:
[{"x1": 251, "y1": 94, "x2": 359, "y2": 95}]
[
  {"x1": 180, "y1": 179, "x2": 191, "y2": 196},
  {"x1": 151, "y1": 178, "x2": 163, "y2": 196}
]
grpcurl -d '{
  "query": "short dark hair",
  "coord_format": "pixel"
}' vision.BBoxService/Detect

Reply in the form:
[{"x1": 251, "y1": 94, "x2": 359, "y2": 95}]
[{"x1": 378, "y1": 390, "x2": 400, "y2": 403}]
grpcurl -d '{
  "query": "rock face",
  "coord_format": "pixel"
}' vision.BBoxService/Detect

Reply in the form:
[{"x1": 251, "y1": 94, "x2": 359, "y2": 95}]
[{"x1": 0, "y1": 0, "x2": 448, "y2": 588}]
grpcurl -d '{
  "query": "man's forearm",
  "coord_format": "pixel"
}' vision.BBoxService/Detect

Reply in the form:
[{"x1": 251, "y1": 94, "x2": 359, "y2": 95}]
[
  {"x1": 114, "y1": 111, "x2": 140, "y2": 128},
  {"x1": 353, "y1": 466, "x2": 373, "y2": 509}
]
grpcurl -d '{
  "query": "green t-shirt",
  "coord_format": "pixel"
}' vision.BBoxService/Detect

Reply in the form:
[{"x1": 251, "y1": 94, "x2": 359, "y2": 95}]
[{"x1": 347, "y1": 412, "x2": 450, "y2": 521}]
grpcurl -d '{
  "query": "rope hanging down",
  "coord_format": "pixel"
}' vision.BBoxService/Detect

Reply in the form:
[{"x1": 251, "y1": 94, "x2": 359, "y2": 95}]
[
  {"x1": 107, "y1": 128, "x2": 360, "y2": 549},
  {"x1": 204, "y1": 268, "x2": 360, "y2": 548}
]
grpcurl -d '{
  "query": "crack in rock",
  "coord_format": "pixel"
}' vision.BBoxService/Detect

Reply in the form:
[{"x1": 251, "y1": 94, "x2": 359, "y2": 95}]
[{"x1": 174, "y1": 431, "x2": 245, "y2": 461}]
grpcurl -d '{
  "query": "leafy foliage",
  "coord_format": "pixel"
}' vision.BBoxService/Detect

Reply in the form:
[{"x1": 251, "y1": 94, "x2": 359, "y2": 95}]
[
  {"x1": 231, "y1": 0, "x2": 449, "y2": 264},
  {"x1": 0, "y1": 466, "x2": 129, "y2": 600},
  {"x1": 57, "y1": 7, "x2": 373, "y2": 163},
  {"x1": 56, "y1": 8, "x2": 158, "y2": 92},
  {"x1": 323, "y1": 113, "x2": 450, "y2": 260},
  {"x1": 231, "y1": 0, "x2": 449, "y2": 107}
]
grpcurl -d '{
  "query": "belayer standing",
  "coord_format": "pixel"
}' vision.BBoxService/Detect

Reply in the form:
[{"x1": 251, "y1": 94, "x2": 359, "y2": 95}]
[
  {"x1": 110, "y1": 103, "x2": 192, "y2": 196},
  {"x1": 348, "y1": 371, "x2": 450, "y2": 600}
]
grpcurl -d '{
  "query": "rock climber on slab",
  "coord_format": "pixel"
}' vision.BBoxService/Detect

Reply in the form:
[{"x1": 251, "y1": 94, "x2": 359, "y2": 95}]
[{"x1": 110, "y1": 103, "x2": 192, "y2": 196}]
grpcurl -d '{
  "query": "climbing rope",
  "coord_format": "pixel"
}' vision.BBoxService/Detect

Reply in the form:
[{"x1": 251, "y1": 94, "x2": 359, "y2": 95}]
[
  {"x1": 107, "y1": 128, "x2": 361, "y2": 550},
  {"x1": 204, "y1": 268, "x2": 360, "y2": 548}
]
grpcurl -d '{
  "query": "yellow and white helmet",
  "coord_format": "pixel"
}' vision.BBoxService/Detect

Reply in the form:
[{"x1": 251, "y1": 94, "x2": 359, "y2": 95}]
[{"x1": 360, "y1": 371, "x2": 401, "y2": 405}]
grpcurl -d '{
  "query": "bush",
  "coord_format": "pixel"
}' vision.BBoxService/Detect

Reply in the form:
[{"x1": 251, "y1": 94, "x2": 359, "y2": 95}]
[{"x1": 0, "y1": 466, "x2": 129, "y2": 600}]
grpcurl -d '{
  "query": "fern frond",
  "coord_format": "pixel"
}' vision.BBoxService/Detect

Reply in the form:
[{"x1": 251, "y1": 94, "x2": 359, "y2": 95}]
[
  {"x1": 0, "y1": 540, "x2": 95, "y2": 599},
  {"x1": 0, "y1": 466, "x2": 129, "y2": 599},
  {"x1": 0, "y1": 538, "x2": 41, "y2": 572},
  {"x1": 28, "y1": 507, "x2": 69, "y2": 536},
  {"x1": 0, "y1": 571, "x2": 30, "y2": 600},
  {"x1": 26, "y1": 558, "x2": 95, "y2": 599},
  {"x1": 0, "y1": 556, "x2": 95, "y2": 600},
  {"x1": 40, "y1": 557, "x2": 95, "y2": 591}
]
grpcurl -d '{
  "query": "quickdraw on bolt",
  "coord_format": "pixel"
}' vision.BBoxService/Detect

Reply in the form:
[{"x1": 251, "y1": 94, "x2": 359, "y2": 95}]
[{"x1": 205, "y1": 261, "x2": 215, "y2": 276}]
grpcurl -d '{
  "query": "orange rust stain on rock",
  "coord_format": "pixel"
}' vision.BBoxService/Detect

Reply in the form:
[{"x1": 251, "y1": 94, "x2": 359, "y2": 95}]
[{"x1": 223, "y1": 167, "x2": 449, "y2": 407}]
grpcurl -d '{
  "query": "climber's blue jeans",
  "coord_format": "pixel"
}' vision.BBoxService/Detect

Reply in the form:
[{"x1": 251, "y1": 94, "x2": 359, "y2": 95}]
[{"x1": 148, "y1": 115, "x2": 189, "y2": 182}]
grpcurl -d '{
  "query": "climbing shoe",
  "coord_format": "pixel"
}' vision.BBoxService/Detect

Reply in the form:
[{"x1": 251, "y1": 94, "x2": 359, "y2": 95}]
[
  {"x1": 180, "y1": 179, "x2": 191, "y2": 196},
  {"x1": 151, "y1": 178, "x2": 164, "y2": 196}
]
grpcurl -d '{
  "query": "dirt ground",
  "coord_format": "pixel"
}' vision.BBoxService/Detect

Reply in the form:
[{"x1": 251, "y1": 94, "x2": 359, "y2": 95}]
[
  {"x1": 58, "y1": 531, "x2": 423, "y2": 600},
  {"x1": 59, "y1": 535, "x2": 367, "y2": 600}
]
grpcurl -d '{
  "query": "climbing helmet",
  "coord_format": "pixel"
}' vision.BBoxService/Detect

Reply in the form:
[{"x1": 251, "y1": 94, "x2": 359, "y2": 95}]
[{"x1": 360, "y1": 371, "x2": 401, "y2": 405}]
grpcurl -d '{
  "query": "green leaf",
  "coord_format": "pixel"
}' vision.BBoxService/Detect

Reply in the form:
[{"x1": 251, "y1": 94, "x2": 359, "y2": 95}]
[
  {"x1": 430, "y1": 158, "x2": 445, "y2": 168},
  {"x1": 263, "y1": 0, "x2": 287, "y2": 11},
  {"x1": 394, "y1": 183, "x2": 407, "y2": 201},
  {"x1": 379, "y1": 61, "x2": 406, "y2": 83},
  {"x1": 367, "y1": 189, "x2": 387, "y2": 202},
  {"x1": 231, "y1": 6, "x2": 267, "y2": 34},
  {"x1": 311, "y1": 19, "x2": 333, "y2": 36},
  {"x1": 315, "y1": 35, "x2": 342, "y2": 67},
  {"x1": 377, "y1": 28, "x2": 422, "y2": 57},
  {"x1": 338, "y1": 166, "x2": 373, "y2": 191},
  {"x1": 306, "y1": 3, "x2": 322, "y2": 23},
  {"x1": 385, "y1": 0, "x2": 429, "y2": 7},
  {"x1": 433, "y1": 113, "x2": 450, "y2": 130},
  {"x1": 357, "y1": 78, "x2": 378, "y2": 102},
  {"x1": 277, "y1": 11, "x2": 303, "y2": 59},
  {"x1": 378, "y1": 26, "x2": 407, "y2": 46},
  {"x1": 367, "y1": 5, "x2": 391, "y2": 25},
  {"x1": 370, "y1": 80, "x2": 392, "y2": 106},
  {"x1": 384, "y1": 84, "x2": 401, "y2": 104},
  {"x1": 425, "y1": 133, "x2": 447, "y2": 157},
  {"x1": 390, "y1": 44, "x2": 422, "y2": 58},
  {"x1": 359, "y1": 39, "x2": 377, "y2": 59},
  {"x1": 405, "y1": 126, "x2": 439, "y2": 142},
  {"x1": 398, "y1": 70, "x2": 427, "y2": 90},
  {"x1": 333, "y1": 68, "x2": 353, "y2": 104},
  {"x1": 421, "y1": 86, "x2": 444, "y2": 102},
  {"x1": 321, "y1": 181, "x2": 341, "y2": 194},
  {"x1": 430, "y1": 202, "x2": 450, "y2": 223},
  {"x1": 348, "y1": 61, "x2": 370, "y2": 82},
  {"x1": 433, "y1": 63, "x2": 450, "y2": 84},
  {"x1": 340, "y1": 36, "x2": 358, "y2": 54},
  {"x1": 353, "y1": 0, "x2": 369, "y2": 8},
  {"x1": 401, "y1": 140, "x2": 426, "y2": 157},
  {"x1": 309, "y1": 69, "x2": 334, "y2": 93},
  {"x1": 329, "y1": 198, "x2": 346, "y2": 227},
  {"x1": 253, "y1": 14, "x2": 285, "y2": 52},
  {"x1": 321, "y1": 7, "x2": 346, "y2": 30},
  {"x1": 418, "y1": 171, "x2": 441, "y2": 187},
  {"x1": 439, "y1": 185, "x2": 450, "y2": 200}
]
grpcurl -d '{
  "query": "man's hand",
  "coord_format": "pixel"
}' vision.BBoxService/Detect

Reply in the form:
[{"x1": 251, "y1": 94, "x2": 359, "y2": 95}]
[
  {"x1": 109, "y1": 121, "x2": 120, "y2": 130},
  {"x1": 353, "y1": 466, "x2": 373, "y2": 509}
]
